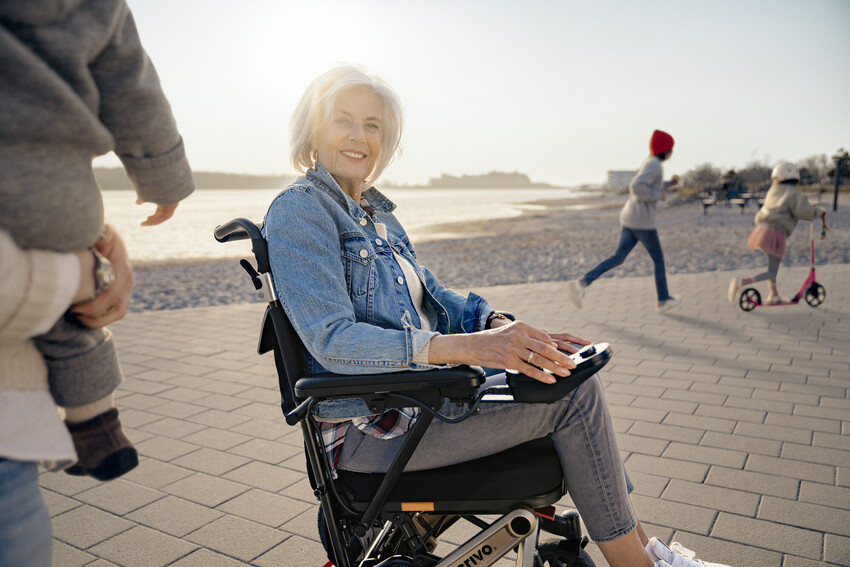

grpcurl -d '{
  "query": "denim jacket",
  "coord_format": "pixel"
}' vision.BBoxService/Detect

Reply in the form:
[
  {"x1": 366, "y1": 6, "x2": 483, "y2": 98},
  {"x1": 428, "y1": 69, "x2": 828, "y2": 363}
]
[{"x1": 263, "y1": 164, "x2": 492, "y2": 380}]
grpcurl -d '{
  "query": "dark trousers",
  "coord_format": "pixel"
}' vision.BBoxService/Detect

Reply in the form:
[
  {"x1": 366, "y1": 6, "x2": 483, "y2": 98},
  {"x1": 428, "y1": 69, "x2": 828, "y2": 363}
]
[{"x1": 583, "y1": 227, "x2": 670, "y2": 302}]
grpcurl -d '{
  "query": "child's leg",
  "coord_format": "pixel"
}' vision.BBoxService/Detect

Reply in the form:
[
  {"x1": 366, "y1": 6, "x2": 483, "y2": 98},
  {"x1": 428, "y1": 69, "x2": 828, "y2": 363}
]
[
  {"x1": 34, "y1": 319, "x2": 137, "y2": 480},
  {"x1": 742, "y1": 252, "x2": 781, "y2": 286}
]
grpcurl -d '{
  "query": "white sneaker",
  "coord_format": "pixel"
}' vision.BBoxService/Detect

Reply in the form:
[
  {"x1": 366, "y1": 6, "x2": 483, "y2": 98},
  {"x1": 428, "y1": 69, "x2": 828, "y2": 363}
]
[
  {"x1": 727, "y1": 277, "x2": 741, "y2": 303},
  {"x1": 568, "y1": 279, "x2": 585, "y2": 309},
  {"x1": 656, "y1": 296, "x2": 682, "y2": 313},
  {"x1": 646, "y1": 537, "x2": 732, "y2": 567}
]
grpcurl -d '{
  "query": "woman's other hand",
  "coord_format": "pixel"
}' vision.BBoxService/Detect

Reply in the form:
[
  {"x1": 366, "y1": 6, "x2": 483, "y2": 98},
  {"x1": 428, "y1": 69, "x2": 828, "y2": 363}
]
[
  {"x1": 429, "y1": 321, "x2": 590, "y2": 384},
  {"x1": 71, "y1": 224, "x2": 134, "y2": 327}
]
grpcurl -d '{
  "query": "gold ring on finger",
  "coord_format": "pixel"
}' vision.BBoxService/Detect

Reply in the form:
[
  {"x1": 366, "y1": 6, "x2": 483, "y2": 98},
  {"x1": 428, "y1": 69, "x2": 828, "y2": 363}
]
[{"x1": 526, "y1": 351, "x2": 534, "y2": 364}]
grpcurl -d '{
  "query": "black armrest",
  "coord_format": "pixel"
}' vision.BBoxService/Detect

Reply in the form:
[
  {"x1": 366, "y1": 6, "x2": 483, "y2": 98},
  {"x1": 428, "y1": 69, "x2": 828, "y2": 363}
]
[{"x1": 294, "y1": 366, "x2": 484, "y2": 403}]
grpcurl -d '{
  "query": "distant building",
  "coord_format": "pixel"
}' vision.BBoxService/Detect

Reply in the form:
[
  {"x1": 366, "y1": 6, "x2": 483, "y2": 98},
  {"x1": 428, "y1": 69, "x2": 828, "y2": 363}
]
[{"x1": 607, "y1": 170, "x2": 637, "y2": 191}]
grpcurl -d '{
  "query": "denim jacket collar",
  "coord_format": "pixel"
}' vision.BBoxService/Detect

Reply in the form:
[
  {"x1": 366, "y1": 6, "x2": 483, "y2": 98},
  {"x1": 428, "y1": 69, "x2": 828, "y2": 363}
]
[{"x1": 303, "y1": 164, "x2": 397, "y2": 221}]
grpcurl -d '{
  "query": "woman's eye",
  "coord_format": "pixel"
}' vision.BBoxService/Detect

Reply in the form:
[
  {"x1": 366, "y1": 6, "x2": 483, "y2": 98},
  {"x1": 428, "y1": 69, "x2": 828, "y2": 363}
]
[
  {"x1": 334, "y1": 117, "x2": 351, "y2": 127},
  {"x1": 365, "y1": 123, "x2": 381, "y2": 132}
]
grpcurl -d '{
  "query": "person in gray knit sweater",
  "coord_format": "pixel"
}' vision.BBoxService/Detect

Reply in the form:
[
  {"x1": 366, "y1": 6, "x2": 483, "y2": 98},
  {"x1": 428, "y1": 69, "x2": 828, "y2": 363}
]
[
  {"x1": 568, "y1": 129, "x2": 682, "y2": 313},
  {"x1": 0, "y1": 0, "x2": 195, "y2": 486}
]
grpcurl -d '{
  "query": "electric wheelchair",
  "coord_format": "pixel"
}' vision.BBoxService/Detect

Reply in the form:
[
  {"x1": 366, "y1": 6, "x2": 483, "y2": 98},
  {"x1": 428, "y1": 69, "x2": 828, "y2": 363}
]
[{"x1": 215, "y1": 218, "x2": 613, "y2": 567}]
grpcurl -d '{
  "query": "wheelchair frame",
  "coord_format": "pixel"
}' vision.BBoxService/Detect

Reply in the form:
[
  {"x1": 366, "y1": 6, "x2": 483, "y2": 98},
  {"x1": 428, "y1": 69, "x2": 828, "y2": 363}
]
[{"x1": 215, "y1": 218, "x2": 596, "y2": 567}]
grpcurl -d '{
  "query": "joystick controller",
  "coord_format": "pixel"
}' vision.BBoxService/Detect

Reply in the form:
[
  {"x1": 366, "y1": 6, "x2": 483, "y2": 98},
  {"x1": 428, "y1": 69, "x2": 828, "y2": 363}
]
[{"x1": 507, "y1": 342, "x2": 613, "y2": 403}]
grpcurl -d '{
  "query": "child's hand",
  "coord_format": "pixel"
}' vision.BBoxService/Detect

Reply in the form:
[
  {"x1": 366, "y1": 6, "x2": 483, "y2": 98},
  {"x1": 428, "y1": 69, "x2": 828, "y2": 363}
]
[{"x1": 137, "y1": 199, "x2": 179, "y2": 226}]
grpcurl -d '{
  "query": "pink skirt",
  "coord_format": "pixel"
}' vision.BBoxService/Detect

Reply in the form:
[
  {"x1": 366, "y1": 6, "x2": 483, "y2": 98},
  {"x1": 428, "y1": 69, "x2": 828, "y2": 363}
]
[{"x1": 748, "y1": 225, "x2": 786, "y2": 259}]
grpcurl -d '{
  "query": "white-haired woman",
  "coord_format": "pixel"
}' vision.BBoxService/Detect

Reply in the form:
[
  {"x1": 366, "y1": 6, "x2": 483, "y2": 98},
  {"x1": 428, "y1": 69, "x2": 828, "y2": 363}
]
[{"x1": 262, "y1": 65, "x2": 732, "y2": 567}]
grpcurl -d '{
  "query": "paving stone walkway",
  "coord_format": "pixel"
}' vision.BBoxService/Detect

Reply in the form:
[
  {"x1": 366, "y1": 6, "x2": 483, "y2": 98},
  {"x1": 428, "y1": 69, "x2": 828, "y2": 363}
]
[{"x1": 40, "y1": 265, "x2": 850, "y2": 566}]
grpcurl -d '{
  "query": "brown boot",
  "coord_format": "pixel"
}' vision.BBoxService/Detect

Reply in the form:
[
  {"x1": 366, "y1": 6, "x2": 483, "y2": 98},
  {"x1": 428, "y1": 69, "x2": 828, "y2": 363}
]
[{"x1": 64, "y1": 408, "x2": 138, "y2": 481}]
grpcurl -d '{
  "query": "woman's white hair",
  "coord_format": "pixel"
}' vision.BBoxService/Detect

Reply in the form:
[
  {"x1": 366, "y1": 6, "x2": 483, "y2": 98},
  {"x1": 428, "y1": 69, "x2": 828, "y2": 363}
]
[{"x1": 290, "y1": 65, "x2": 403, "y2": 184}]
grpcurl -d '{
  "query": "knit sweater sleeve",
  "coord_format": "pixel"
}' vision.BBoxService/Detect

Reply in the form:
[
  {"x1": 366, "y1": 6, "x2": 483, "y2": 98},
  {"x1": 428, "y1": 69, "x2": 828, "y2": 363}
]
[
  {"x1": 0, "y1": 231, "x2": 74, "y2": 341},
  {"x1": 90, "y1": 1, "x2": 195, "y2": 206},
  {"x1": 629, "y1": 158, "x2": 664, "y2": 202},
  {"x1": 789, "y1": 189, "x2": 823, "y2": 223}
]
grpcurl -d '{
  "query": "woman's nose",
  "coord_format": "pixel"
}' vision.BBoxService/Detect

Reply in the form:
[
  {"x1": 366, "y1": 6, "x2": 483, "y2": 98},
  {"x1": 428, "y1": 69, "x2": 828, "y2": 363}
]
[{"x1": 348, "y1": 123, "x2": 365, "y2": 142}]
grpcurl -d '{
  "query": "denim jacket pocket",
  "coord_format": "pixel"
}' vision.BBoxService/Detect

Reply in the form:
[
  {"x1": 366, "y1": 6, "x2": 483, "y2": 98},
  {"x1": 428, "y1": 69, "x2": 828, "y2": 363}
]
[{"x1": 340, "y1": 234, "x2": 376, "y2": 297}]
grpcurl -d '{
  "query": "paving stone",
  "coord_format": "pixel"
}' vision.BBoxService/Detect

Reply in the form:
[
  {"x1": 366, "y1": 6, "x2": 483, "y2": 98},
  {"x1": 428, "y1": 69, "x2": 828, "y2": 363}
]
[
  {"x1": 701, "y1": 431, "x2": 783, "y2": 457},
  {"x1": 52, "y1": 506, "x2": 134, "y2": 549},
  {"x1": 74, "y1": 479, "x2": 164, "y2": 516},
  {"x1": 662, "y1": 442, "x2": 748, "y2": 469},
  {"x1": 135, "y1": 436, "x2": 200, "y2": 461},
  {"x1": 185, "y1": 515, "x2": 286, "y2": 561},
  {"x1": 163, "y1": 472, "x2": 249, "y2": 507},
  {"x1": 758, "y1": 495, "x2": 850, "y2": 537},
  {"x1": 216, "y1": 488, "x2": 311, "y2": 527},
  {"x1": 662, "y1": 479, "x2": 760, "y2": 516},
  {"x1": 222, "y1": 461, "x2": 304, "y2": 493},
  {"x1": 663, "y1": 412, "x2": 737, "y2": 434},
  {"x1": 625, "y1": 453, "x2": 710, "y2": 482},
  {"x1": 170, "y1": 447, "x2": 251, "y2": 476},
  {"x1": 52, "y1": 540, "x2": 96, "y2": 567},
  {"x1": 126, "y1": 495, "x2": 223, "y2": 537},
  {"x1": 168, "y1": 548, "x2": 248, "y2": 566},
  {"x1": 254, "y1": 535, "x2": 330, "y2": 567},
  {"x1": 824, "y1": 533, "x2": 850, "y2": 566},
  {"x1": 87, "y1": 525, "x2": 197, "y2": 566},
  {"x1": 229, "y1": 437, "x2": 302, "y2": 464},
  {"x1": 711, "y1": 513, "x2": 822, "y2": 559},
  {"x1": 120, "y1": 458, "x2": 194, "y2": 489},
  {"x1": 138, "y1": 416, "x2": 207, "y2": 439},
  {"x1": 630, "y1": 493, "x2": 717, "y2": 534}
]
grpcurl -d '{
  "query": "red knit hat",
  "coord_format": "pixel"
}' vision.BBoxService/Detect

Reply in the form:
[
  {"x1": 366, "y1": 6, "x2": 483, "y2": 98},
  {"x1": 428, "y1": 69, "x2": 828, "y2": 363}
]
[{"x1": 649, "y1": 129, "x2": 674, "y2": 156}]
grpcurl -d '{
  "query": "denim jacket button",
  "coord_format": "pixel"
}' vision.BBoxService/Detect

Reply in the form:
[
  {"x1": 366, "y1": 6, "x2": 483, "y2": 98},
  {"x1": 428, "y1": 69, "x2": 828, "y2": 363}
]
[
  {"x1": 375, "y1": 238, "x2": 383, "y2": 246},
  {"x1": 359, "y1": 218, "x2": 367, "y2": 226},
  {"x1": 359, "y1": 248, "x2": 368, "y2": 258},
  {"x1": 396, "y1": 276, "x2": 404, "y2": 285}
]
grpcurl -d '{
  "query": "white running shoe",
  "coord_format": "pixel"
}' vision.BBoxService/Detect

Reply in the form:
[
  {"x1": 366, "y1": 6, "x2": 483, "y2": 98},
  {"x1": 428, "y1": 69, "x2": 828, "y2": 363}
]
[
  {"x1": 568, "y1": 279, "x2": 585, "y2": 309},
  {"x1": 646, "y1": 537, "x2": 732, "y2": 567},
  {"x1": 727, "y1": 277, "x2": 741, "y2": 303},
  {"x1": 656, "y1": 296, "x2": 682, "y2": 313}
]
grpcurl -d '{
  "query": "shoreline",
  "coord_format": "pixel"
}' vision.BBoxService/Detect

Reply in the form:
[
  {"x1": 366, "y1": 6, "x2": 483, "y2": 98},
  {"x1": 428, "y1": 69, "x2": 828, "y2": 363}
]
[{"x1": 130, "y1": 194, "x2": 849, "y2": 312}]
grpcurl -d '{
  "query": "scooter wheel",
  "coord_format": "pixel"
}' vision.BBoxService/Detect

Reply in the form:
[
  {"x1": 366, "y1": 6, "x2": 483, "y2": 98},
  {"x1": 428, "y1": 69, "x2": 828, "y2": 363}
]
[
  {"x1": 805, "y1": 283, "x2": 826, "y2": 307},
  {"x1": 739, "y1": 288, "x2": 760, "y2": 312}
]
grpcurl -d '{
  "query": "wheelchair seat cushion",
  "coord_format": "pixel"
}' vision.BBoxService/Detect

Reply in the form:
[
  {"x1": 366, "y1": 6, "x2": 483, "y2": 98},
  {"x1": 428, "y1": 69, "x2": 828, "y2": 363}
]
[{"x1": 338, "y1": 436, "x2": 563, "y2": 504}]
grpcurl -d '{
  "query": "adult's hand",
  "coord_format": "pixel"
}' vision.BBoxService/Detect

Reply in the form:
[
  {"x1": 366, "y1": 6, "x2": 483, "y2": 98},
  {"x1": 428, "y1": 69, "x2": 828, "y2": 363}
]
[
  {"x1": 71, "y1": 224, "x2": 134, "y2": 327},
  {"x1": 138, "y1": 199, "x2": 179, "y2": 226},
  {"x1": 429, "y1": 321, "x2": 590, "y2": 384}
]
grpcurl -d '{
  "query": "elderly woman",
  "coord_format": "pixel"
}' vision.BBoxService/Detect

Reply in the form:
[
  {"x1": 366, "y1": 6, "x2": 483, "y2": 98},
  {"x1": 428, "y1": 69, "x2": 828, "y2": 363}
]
[{"x1": 263, "y1": 65, "x2": 731, "y2": 567}]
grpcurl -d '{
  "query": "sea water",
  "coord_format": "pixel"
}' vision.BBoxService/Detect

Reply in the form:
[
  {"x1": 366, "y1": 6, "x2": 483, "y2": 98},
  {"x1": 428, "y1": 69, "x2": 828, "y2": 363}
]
[{"x1": 103, "y1": 186, "x2": 588, "y2": 261}]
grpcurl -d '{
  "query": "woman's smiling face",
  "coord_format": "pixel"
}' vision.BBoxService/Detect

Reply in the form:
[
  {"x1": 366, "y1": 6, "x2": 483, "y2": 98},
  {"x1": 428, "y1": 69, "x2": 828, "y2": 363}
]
[{"x1": 313, "y1": 86, "x2": 383, "y2": 198}]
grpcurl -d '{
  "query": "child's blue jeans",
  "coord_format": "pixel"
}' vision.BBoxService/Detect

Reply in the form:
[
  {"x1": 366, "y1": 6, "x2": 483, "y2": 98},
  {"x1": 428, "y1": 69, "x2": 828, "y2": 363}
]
[{"x1": 583, "y1": 227, "x2": 670, "y2": 302}]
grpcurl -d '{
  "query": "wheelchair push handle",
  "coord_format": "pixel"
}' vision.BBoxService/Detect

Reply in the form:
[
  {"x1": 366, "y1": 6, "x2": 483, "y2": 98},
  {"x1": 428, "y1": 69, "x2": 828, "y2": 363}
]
[
  {"x1": 214, "y1": 217, "x2": 263, "y2": 243},
  {"x1": 214, "y1": 217, "x2": 272, "y2": 274}
]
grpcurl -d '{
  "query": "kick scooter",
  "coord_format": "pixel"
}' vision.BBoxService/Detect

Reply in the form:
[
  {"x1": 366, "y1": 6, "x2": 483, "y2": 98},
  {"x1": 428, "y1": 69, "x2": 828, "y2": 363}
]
[{"x1": 738, "y1": 213, "x2": 829, "y2": 312}]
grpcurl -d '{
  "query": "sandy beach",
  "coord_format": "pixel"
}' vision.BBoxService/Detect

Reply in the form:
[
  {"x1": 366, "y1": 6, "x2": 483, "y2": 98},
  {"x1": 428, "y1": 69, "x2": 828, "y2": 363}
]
[{"x1": 131, "y1": 193, "x2": 850, "y2": 312}]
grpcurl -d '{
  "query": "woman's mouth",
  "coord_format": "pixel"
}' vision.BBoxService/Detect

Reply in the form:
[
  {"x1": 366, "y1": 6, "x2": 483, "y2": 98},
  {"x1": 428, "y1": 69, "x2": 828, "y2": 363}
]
[{"x1": 341, "y1": 150, "x2": 366, "y2": 160}]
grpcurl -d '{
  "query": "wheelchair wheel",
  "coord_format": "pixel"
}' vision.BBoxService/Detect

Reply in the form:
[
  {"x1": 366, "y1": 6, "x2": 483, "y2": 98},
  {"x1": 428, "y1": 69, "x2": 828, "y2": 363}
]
[
  {"x1": 805, "y1": 282, "x2": 825, "y2": 307},
  {"x1": 739, "y1": 288, "x2": 760, "y2": 312}
]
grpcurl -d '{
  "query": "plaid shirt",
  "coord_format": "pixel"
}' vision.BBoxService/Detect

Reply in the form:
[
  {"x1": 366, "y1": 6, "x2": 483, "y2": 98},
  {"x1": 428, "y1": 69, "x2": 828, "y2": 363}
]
[{"x1": 320, "y1": 407, "x2": 420, "y2": 475}]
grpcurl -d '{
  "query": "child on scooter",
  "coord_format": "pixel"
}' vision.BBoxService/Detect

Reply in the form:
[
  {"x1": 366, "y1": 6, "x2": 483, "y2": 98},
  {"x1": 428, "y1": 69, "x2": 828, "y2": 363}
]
[{"x1": 728, "y1": 162, "x2": 824, "y2": 304}]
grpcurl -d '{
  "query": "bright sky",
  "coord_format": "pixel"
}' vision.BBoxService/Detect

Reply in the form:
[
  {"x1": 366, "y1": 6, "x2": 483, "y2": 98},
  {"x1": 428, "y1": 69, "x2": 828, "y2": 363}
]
[{"x1": 96, "y1": 0, "x2": 850, "y2": 187}]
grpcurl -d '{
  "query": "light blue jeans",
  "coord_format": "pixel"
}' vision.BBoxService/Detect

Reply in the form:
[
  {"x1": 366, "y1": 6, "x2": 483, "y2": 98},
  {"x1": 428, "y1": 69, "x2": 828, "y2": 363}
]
[
  {"x1": 0, "y1": 458, "x2": 52, "y2": 567},
  {"x1": 583, "y1": 227, "x2": 670, "y2": 302},
  {"x1": 338, "y1": 374, "x2": 637, "y2": 543}
]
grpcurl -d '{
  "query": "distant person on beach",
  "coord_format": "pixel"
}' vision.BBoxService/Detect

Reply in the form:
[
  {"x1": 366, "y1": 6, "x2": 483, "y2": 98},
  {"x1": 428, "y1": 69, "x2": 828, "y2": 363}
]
[
  {"x1": 727, "y1": 162, "x2": 825, "y2": 304},
  {"x1": 262, "y1": 65, "x2": 732, "y2": 567},
  {"x1": 0, "y1": 1, "x2": 193, "y2": 564},
  {"x1": 569, "y1": 130, "x2": 681, "y2": 313}
]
